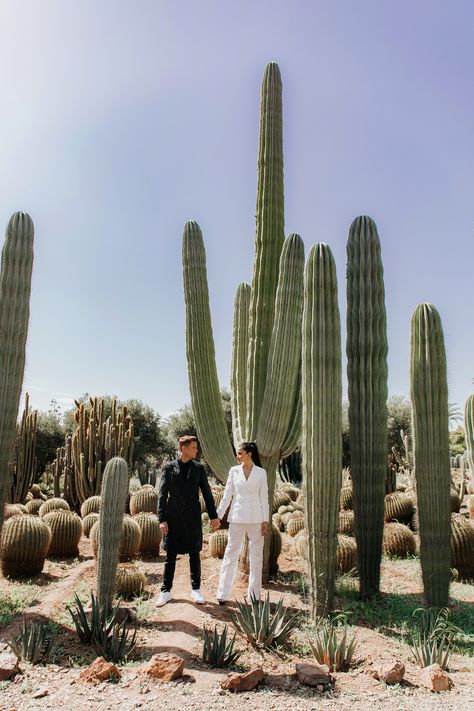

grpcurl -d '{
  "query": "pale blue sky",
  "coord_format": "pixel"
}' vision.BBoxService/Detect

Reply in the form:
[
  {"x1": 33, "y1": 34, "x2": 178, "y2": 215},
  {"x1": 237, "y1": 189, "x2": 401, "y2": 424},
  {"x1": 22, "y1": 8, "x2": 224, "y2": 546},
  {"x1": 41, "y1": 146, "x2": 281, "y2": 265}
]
[{"x1": 1, "y1": 1, "x2": 472, "y2": 418}]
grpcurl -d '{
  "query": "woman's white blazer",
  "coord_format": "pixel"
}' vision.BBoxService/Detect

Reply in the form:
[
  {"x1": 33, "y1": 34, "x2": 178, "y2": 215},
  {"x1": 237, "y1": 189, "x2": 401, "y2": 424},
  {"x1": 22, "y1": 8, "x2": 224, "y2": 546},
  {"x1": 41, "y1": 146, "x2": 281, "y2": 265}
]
[{"x1": 216, "y1": 464, "x2": 269, "y2": 524}]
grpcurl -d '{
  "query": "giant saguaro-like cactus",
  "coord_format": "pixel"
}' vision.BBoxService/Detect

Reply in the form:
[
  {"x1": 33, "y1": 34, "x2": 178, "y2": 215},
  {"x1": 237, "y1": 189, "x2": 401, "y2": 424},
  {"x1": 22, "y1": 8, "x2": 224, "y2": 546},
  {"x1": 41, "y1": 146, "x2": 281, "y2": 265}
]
[
  {"x1": 302, "y1": 244, "x2": 342, "y2": 617},
  {"x1": 465, "y1": 394, "x2": 474, "y2": 491},
  {"x1": 411, "y1": 304, "x2": 451, "y2": 607},
  {"x1": 8, "y1": 393, "x2": 38, "y2": 504},
  {"x1": 0, "y1": 213, "x2": 34, "y2": 532},
  {"x1": 97, "y1": 457, "x2": 130, "y2": 610},
  {"x1": 346, "y1": 216, "x2": 388, "y2": 598}
]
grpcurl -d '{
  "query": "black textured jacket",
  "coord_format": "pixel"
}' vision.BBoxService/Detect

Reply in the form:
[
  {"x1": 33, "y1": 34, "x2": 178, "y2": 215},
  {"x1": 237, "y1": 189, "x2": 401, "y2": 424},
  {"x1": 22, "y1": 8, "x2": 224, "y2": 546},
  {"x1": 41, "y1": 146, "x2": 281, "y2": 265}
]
[{"x1": 157, "y1": 459, "x2": 217, "y2": 554}]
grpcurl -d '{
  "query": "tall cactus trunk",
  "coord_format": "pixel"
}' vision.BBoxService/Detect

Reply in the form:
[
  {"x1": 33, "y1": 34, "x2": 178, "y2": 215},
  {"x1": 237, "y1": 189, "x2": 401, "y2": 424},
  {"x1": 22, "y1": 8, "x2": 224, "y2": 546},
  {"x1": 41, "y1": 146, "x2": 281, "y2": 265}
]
[
  {"x1": 465, "y1": 395, "x2": 474, "y2": 492},
  {"x1": 231, "y1": 283, "x2": 251, "y2": 449},
  {"x1": 302, "y1": 244, "x2": 342, "y2": 617},
  {"x1": 410, "y1": 304, "x2": 451, "y2": 607},
  {"x1": 97, "y1": 457, "x2": 130, "y2": 610},
  {"x1": 246, "y1": 62, "x2": 285, "y2": 440},
  {"x1": 346, "y1": 216, "x2": 388, "y2": 598},
  {"x1": 0, "y1": 213, "x2": 34, "y2": 533}
]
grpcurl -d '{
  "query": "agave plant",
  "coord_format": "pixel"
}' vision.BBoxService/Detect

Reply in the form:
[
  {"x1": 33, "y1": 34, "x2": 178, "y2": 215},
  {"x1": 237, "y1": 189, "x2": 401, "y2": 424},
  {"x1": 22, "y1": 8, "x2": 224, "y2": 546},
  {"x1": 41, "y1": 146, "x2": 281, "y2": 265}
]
[
  {"x1": 308, "y1": 614, "x2": 356, "y2": 671},
  {"x1": 231, "y1": 593, "x2": 300, "y2": 651},
  {"x1": 202, "y1": 624, "x2": 241, "y2": 668},
  {"x1": 67, "y1": 591, "x2": 137, "y2": 662},
  {"x1": 7, "y1": 618, "x2": 57, "y2": 664},
  {"x1": 409, "y1": 607, "x2": 460, "y2": 670}
]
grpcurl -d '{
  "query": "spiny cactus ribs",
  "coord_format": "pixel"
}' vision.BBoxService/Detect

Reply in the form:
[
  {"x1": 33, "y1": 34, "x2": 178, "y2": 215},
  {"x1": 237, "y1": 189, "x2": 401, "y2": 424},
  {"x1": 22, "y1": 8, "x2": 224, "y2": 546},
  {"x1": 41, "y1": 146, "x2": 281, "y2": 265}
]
[{"x1": 0, "y1": 514, "x2": 51, "y2": 578}]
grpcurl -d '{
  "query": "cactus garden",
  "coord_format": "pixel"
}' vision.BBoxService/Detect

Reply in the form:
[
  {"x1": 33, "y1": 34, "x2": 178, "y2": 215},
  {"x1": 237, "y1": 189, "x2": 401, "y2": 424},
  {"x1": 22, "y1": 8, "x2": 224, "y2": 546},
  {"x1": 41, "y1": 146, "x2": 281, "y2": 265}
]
[{"x1": 0, "y1": 6, "x2": 474, "y2": 709}]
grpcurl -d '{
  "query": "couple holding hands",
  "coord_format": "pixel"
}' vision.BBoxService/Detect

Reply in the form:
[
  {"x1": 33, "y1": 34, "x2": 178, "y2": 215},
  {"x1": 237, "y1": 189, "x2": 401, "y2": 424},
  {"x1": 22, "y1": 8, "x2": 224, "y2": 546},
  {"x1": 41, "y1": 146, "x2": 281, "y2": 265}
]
[{"x1": 156, "y1": 435, "x2": 269, "y2": 607}]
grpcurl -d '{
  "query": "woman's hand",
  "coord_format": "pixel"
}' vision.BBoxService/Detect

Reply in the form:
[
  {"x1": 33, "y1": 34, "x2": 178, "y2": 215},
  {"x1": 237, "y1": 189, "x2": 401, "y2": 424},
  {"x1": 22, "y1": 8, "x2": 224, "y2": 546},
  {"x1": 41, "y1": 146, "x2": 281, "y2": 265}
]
[
  {"x1": 160, "y1": 522, "x2": 169, "y2": 535},
  {"x1": 261, "y1": 521, "x2": 269, "y2": 536}
]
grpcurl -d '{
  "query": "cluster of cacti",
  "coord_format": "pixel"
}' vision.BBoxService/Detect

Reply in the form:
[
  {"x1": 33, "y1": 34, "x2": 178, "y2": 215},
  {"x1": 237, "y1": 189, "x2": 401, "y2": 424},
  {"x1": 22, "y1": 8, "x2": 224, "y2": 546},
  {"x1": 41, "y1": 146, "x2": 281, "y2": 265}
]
[
  {"x1": 209, "y1": 530, "x2": 228, "y2": 559},
  {"x1": 302, "y1": 243, "x2": 342, "y2": 616},
  {"x1": 0, "y1": 514, "x2": 51, "y2": 577},
  {"x1": 134, "y1": 512, "x2": 161, "y2": 556},
  {"x1": 115, "y1": 563, "x2": 146, "y2": 599},
  {"x1": 71, "y1": 398, "x2": 134, "y2": 507},
  {"x1": 410, "y1": 304, "x2": 451, "y2": 607},
  {"x1": 80, "y1": 495, "x2": 101, "y2": 518},
  {"x1": 43, "y1": 510, "x2": 82, "y2": 557},
  {"x1": 278, "y1": 483, "x2": 300, "y2": 501},
  {"x1": 346, "y1": 216, "x2": 388, "y2": 599},
  {"x1": 272, "y1": 491, "x2": 292, "y2": 513},
  {"x1": 8, "y1": 393, "x2": 38, "y2": 505},
  {"x1": 383, "y1": 523, "x2": 416, "y2": 558},
  {"x1": 338, "y1": 511, "x2": 355, "y2": 536},
  {"x1": 384, "y1": 492, "x2": 415, "y2": 523},
  {"x1": 39, "y1": 498, "x2": 70, "y2": 517},
  {"x1": 450, "y1": 513, "x2": 474, "y2": 580},
  {"x1": 52, "y1": 436, "x2": 74, "y2": 505},
  {"x1": 182, "y1": 64, "x2": 304, "y2": 581},
  {"x1": 130, "y1": 485, "x2": 158, "y2": 515},
  {"x1": 0, "y1": 213, "x2": 35, "y2": 533},
  {"x1": 95, "y1": 457, "x2": 130, "y2": 609},
  {"x1": 82, "y1": 511, "x2": 100, "y2": 537}
]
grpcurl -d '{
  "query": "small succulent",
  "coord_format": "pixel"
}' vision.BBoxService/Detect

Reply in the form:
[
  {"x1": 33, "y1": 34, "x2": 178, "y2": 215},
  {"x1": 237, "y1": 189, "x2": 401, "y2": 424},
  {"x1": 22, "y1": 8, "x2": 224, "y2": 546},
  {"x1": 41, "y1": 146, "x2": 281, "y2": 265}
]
[
  {"x1": 308, "y1": 614, "x2": 356, "y2": 671},
  {"x1": 409, "y1": 607, "x2": 460, "y2": 670},
  {"x1": 7, "y1": 617, "x2": 57, "y2": 664},
  {"x1": 202, "y1": 624, "x2": 241, "y2": 668},
  {"x1": 232, "y1": 592, "x2": 300, "y2": 650}
]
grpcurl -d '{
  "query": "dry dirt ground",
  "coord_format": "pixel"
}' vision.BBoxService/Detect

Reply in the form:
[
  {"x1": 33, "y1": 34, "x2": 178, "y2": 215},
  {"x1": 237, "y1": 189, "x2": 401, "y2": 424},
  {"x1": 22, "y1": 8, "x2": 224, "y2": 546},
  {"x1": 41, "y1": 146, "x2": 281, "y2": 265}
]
[{"x1": 0, "y1": 531, "x2": 473, "y2": 711}]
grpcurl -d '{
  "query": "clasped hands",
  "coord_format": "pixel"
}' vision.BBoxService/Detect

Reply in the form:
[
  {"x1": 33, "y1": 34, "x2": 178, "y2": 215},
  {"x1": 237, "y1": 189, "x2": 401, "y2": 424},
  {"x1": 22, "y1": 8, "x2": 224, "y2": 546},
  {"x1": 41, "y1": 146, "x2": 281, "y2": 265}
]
[{"x1": 160, "y1": 519, "x2": 269, "y2": 535}]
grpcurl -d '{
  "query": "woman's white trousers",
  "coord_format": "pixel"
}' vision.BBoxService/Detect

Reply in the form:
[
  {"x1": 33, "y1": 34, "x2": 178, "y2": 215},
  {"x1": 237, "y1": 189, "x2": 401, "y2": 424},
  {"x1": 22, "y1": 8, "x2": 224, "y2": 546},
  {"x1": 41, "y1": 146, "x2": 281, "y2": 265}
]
[{"x1": 217, "y1": 523, "x2": 264, "y2": 601}]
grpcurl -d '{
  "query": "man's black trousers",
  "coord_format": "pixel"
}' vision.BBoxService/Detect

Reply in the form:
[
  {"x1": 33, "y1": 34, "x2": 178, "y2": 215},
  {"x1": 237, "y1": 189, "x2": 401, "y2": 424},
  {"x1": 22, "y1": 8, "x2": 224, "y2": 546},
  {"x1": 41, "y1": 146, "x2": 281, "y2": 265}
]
[{"x1": 161, "y1": 549, "x2": 201, "y2": 592}]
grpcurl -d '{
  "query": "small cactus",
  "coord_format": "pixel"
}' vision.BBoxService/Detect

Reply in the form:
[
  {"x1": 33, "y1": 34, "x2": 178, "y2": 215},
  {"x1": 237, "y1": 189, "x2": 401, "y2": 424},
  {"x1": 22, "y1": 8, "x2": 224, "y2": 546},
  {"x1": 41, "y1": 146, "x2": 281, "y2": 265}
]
[
  {"x1": 134, "y1": 512, "x2": 162, "y2": 556},
  {"x1": 115, "y1": 563, "x2": 146, "y2": 599},
  {"x1": 80, "y1": 495, "x2": 101, "y2": 518},
  {"x1": 287, "y1": 517, "x2": 304, "y2": 537},
  {"x1": 0, "y1": 514, "x2": 51, "y2": 578},
  {"x1": 451, "y1": 513, "x2": 474, "y2": 580},
  {"x1": 82, "y1": 512, "x2": 99, "y2": 538},
  {"x1": 39, "y1": 498, "x2": 70, "y2": 518},
  {"x1": 384, "y1": 492, "x2": 415, "y2": 523},
  {"x1": 383, "y1": 523, "x2": 416, "y2": 558},
  {"x1": 25, "y1": 499, "x2": 43, "y2": 516},
  {"x1": 130, "y1": 485, "x2": 158, "y2": 516},
  {"x1": 43, "y1": 510, "x2": 82, "y2": 557},
  {"x1": 209, "y1": 530, "x2": 228, "y2": 559}
]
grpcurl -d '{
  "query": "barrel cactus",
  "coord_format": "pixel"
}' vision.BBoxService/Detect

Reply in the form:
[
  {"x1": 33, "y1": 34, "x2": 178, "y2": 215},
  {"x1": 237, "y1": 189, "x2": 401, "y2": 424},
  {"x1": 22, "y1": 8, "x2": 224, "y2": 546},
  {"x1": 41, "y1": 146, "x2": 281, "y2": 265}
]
[
  {"x1": 450, "y1": 489, "x2": 461, "y2": 514},
  {"x1": 338, "y1": 510, "x2": 355, "y2": 536},
  {"x1": 39, "y1": 498, "x2": 70, "y2": 518},
  {"x1": 411, "y1": 304, "x2": 451, "y2": 607},
  {"x1": 339, "y1": 486, "x2": 353, "y2": 511},
  {"x1": 336, "y1": 535, "x2": 358, "y2": 574},
  {"x1": 295, "y1": 530, "x2": 308, "y2": 558},
  {"x1": 80, "y1": 495, "x2": 101, "y2": 518},
  {"x1": 91, "y1": 515, "x2": 141, "y2": 563},
  {"x1": 30, "y1": 484, "x2": 47, "y2": 501},
  {"x1": 115, "y1": 563, "x2": 146, "y2": 599},
  {"x1": 209, "y1": 530, "x2": 228, "y2": 559},
  {"x1": 287, "y1": 517, "x2": 305, "y2": 537},
  {"x1": 384, "y1": 492, "x2": 415, "y2": 523},
  {"x1": 43, "y1": 510, "x2": 82, "y2": 557},
  {"x1": 134, "y1": 512, "x2": 161, "y2": 556},
  {"x1": 273, "y1": 491, "x2": 292, "y2": 513},
  {"x1": 269, "y1": 524, "x2": 282, "y2": 574},
  {"x1": 383, "y1": 523, "x2": 416, "y2": 558},
  {"x1": 25, "y1": 499, "x2": 43, "y2": 516},
  {"x1": 4, "y1": 504, "x2": 25, "y2": 519},
  {"x1": 0, "y1": 514, "x2": 51, "y2": 577},
  {"x1": 82, "y1": 512, "x2": 100, "y2": 537},
  {"x1": 130, "y1": 485, "x2": 158, "y2": 516},
  {"x1": 451, "y1": 513, "x2": 474, "y2": 580}
]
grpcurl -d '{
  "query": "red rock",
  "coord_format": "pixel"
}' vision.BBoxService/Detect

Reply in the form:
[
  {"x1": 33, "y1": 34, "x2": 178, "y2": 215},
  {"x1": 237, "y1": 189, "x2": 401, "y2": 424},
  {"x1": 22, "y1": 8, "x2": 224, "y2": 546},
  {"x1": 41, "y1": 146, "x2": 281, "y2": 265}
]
[
  {"x1": 31, "y1": 688, "x2": 49, "y2": 699},
  {"x1": 79, "y1": 657, "x2": 122, "y2": 685},
  {"x1": 141, "y1": 653, "x2": 184, "y2": 682},
  {"x1": 419, "y1": 663, "x2": 451, "y2": 692},
  {"x1": 0, "y1": 645, "x2": 21, "y2": 681},
  {"x1": 372, "y1": 660, "x2": 405, "y2": 685},
  {"x1": 295, "y1": 662, "x2": 332, "y2": 686},
  {"x1": 220, "y1": 666, "x2": 264, "y2": 691}
]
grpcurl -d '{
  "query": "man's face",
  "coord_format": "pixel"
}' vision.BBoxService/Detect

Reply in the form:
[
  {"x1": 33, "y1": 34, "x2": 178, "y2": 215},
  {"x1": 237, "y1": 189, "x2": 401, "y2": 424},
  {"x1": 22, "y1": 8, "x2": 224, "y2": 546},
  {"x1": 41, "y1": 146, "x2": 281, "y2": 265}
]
[{"x1": 181, "y1": 441, "x2": 198, "y2": 459}]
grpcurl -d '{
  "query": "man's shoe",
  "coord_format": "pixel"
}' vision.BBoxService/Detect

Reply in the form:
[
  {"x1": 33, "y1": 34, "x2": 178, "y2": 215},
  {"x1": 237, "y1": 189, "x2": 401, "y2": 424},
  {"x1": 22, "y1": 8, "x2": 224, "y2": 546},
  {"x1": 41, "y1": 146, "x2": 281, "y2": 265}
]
[
  {"x1": 191, "y1": 589, "x2": 205, "y2": 604},
  {"x1": 156, "y1": 591, "x2": 172, "y2": 607}
]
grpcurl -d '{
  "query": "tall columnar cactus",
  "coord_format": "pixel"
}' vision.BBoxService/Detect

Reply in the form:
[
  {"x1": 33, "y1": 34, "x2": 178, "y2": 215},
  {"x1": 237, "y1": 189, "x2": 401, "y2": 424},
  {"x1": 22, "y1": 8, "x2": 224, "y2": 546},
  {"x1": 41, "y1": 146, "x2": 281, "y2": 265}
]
[
  {"x1": 302, "y1": 243, "x2": 342, "y2": 617},
  {"x1": 0, "y1": 213, "x2": 34, "y2": 532},
  {"x1": 96, "y1": 457, "x2": 130, "y2": 610},
  {"x1": 410, "y1": 303, "x2": 451, "y2": 607},
  {"x1": 71, "y1": 397, "x2": 134, "y2": 507},
  {"x1": 465, "y1": 394, "x2": 474, "y2": 490},
  {"x1": 346, "y1": 215, "x2": 388, "y2": 598},
  {"x1": 8, "y1": 393, "x2": 38, "y2": 504}
]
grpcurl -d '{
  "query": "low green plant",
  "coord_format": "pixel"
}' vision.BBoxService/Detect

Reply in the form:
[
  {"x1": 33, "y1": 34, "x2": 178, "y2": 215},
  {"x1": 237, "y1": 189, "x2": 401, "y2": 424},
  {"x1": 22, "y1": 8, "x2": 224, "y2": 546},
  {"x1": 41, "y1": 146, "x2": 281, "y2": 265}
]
[
  {"x1": 202, "y1": 624, "x2": 241, "y2": 668},
  {"x1": 7, "y1": 618, "x2": 57, "y2": 664},
  {"x1": 409, "y1": 607, "x2": 461, "y2": 670},
  {"x1": 232, "y1": 593, "x2": 300, "y2": 651},
  {"x1": 67, "y1": 591, "x2": 137, "y2": 663},
  {"x1": 307, "y1": 614, "x2": 356, "y2": 671}
]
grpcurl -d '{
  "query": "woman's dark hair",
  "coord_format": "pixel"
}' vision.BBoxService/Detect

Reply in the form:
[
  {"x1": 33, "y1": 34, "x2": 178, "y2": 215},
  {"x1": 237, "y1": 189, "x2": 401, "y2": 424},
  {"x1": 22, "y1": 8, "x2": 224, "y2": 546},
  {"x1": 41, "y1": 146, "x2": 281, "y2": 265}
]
[{"x1": 239, "y1": 441, "x2": 262, "y2": 468}]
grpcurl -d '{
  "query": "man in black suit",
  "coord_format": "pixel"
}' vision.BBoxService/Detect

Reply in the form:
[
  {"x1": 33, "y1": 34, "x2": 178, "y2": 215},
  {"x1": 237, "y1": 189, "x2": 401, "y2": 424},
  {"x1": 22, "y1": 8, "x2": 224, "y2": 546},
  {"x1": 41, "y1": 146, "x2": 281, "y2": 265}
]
[{"x1": 156, "y1": 435, "x2": 219, "y2": 606}]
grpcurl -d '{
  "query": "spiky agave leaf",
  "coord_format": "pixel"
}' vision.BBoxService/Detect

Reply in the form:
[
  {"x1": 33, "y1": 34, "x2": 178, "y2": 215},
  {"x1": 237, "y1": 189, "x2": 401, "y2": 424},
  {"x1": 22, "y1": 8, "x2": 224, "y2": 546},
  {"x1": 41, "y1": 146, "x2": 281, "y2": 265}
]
[
  {"x1": 232, "y1": 593, "x2": 300, "y2": 650},
  {"x1": 202, "y1": 624, "x2": 241, "y2": 668}
]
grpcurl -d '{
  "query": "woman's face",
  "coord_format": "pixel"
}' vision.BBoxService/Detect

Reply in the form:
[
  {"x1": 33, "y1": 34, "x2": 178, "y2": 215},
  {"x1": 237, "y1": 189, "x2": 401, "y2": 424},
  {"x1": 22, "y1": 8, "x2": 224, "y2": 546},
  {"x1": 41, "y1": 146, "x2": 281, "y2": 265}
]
[{"x1": 236, "y1": 447, "x2": 252, "y2": 465}]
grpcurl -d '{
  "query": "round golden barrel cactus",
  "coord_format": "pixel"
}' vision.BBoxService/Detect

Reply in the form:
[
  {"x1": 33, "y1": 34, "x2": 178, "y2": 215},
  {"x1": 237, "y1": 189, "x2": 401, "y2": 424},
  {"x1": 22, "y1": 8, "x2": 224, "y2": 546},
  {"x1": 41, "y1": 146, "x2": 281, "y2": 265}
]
[
  {"x1": 134, "y1": 512, "x2": 161, "y2": 556},
  {"x1": 43, "y1": 510, "x2": 82, "y2": 557},
  {"x1": 209, "y1": 530, "x2": 228, "y2": 559},
  {"x1": 0, "y1": 514, "x2": 51, "y2": 577},
  {"x1": 39, "y1": 498, "x2": 70, "y2": 518},
  {"x1": 383, "y1": 522, "x2": 416, "y2": 558}
]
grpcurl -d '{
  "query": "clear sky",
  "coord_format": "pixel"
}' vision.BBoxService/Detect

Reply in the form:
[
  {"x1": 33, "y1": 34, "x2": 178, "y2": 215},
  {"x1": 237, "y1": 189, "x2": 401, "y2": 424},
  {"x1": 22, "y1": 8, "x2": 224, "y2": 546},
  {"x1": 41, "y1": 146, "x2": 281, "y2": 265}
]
[{"x1": 1, "y1": 1, "x2": 472, "y2": 419}]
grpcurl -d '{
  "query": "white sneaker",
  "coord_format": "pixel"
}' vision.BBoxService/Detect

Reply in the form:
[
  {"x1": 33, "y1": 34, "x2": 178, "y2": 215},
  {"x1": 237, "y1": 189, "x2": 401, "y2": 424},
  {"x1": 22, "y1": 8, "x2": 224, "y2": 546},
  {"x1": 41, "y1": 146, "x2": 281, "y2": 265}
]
[
  {"x1": 191, "y1": 589, "x2": 205, "y2": 604},
  {"x1": 156, "y1": 591, "x2": 172, "y2": 607}
]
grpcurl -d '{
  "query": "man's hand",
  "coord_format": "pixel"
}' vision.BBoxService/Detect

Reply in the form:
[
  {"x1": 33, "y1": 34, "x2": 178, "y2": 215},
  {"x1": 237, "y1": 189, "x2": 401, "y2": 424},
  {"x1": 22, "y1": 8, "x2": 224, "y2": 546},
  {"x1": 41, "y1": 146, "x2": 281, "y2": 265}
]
[
  {"x1": 160, "y1": 522, "x2": 169, "y2": 535},
  {"x1": 210, "y1": 518, "x2": 220, "y2": 531},
  {"x1": 261, "y1": 521, "x2": 269, "y2": 536}
]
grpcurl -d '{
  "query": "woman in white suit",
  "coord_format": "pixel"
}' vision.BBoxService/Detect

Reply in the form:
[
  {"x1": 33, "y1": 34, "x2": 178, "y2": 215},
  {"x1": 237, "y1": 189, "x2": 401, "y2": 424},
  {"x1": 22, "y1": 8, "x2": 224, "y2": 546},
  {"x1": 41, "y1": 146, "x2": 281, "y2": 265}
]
[{"x1": 216, "y1": 441, "x2": 269, "y2": 604}]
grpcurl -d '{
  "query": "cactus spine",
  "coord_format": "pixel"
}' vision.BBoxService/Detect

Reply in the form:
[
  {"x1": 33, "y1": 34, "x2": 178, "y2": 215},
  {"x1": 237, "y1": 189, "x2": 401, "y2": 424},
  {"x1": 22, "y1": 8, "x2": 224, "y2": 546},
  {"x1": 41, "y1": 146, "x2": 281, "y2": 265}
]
[
  {"x1": 0, "y1": 213, "x2": 34, "y2": 532},
  {"x1": 302, "y1": 243, "x2": 342, "y2": 617},
  {"x1": 346, "y1": 216, "x2": 388, "y2": 598},
  {"x1": 465, "y1": 394, "x2": 474, "y2": 491},
  {"x1": 97, "y1": 457, "x2": 130, "y2": 610},
  {"x1": 410, "y1": 303, "x2": 451, "y2": 607}
]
